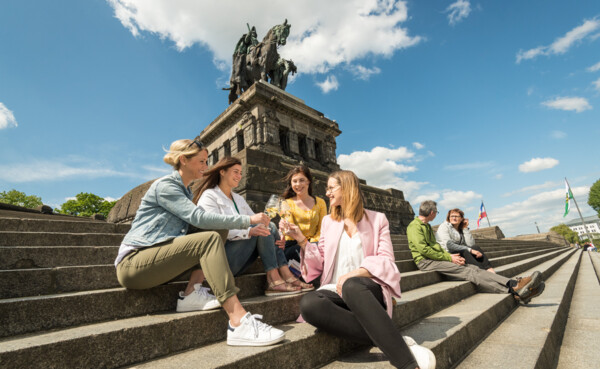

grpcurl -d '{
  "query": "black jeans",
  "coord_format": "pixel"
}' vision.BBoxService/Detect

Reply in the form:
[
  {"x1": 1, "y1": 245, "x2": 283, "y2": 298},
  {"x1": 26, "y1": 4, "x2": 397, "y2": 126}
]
[
  {"x1": 283, "y1": 240, "x2": 301, "y2": 263},
  {"x1": 459, "y1": 245, "x2": 492, "y2": 270},
  {"x1": 300, "y1": 277, "x2": 417, "y2": 369}
]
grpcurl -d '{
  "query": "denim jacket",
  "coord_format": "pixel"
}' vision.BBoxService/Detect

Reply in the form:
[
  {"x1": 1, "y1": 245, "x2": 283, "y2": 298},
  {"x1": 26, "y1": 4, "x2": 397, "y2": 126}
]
[{"x1": 121, "y1": 171, "x2": 250, "y2": 247}]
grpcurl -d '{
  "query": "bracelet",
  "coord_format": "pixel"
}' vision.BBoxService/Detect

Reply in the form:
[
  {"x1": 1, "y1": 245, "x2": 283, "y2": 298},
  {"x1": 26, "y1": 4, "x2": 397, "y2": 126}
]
[{"x1": 299, "y1": 237, "x2": 308, "y2": 246}]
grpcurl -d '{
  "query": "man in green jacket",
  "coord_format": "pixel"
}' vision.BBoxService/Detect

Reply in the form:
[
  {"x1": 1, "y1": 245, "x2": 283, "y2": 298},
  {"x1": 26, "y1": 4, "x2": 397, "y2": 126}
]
[{"x1": 407, "y1": 200, "x2": 544, "y2": 304}]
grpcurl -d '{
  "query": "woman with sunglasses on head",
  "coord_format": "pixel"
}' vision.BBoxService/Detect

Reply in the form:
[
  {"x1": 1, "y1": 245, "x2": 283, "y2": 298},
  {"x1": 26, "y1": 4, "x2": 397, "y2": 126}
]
[
  {"x1": 115, "y1": 138, "x2": 285, "y2": 347},
  {"x1": 195, "y1": 157, "x2": 309, "y2": 295},
  {"x1": 283, "y1": 170, "x2": 435, "y2": 369},
  {"x1": 276, "y1": 165, "x2": 326, "y2": 268},
  {"x1": 436, "y1": 208, "x2": 495, "y2": 273}
]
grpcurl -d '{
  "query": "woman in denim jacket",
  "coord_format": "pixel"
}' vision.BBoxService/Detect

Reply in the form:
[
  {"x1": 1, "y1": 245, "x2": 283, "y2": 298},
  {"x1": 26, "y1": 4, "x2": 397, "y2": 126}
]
[{"x1": 115, "y1": 138, "x2": 285, "y2": 346}]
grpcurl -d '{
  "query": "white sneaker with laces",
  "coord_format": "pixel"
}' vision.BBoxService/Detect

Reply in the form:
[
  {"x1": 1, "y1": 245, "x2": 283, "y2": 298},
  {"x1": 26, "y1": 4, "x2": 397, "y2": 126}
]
[
  {"x1": 176, "y1": 284, "x2": 221, "y2": 312},
  {"x1": 403, "y1": 336, "x2": 436, "y2": 369},
  {"x1": 227, "y1": 312, "x2": 285, "y2": 346}
]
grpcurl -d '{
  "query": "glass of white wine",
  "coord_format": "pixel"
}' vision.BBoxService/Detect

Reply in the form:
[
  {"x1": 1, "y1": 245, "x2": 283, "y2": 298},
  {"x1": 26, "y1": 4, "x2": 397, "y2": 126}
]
[{"x1": 264, "y1": 194, "x2": 282, "y2": 219}]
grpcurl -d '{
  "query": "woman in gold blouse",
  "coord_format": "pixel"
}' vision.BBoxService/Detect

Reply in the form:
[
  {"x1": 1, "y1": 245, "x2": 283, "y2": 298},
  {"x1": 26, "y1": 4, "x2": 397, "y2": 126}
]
[{"x1": 277, "y1": 165, "x2": 327, "y2": 264}]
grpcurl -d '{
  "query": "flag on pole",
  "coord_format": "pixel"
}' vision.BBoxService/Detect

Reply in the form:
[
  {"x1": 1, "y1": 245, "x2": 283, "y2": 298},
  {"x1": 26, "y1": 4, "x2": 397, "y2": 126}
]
[
  {"x1": 477, "y1": 202, "x2": 487, "y2": 228},
  {"x1": 564, "y1": 180, "x2": 574, "y2": 217}
]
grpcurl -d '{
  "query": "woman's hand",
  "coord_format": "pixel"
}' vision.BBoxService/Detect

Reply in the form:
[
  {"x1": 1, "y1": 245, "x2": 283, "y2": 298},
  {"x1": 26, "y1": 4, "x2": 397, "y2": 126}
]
[
  {"x1": 470, "y1": 249, "x2": 482, "y2": 258},
  {"x1": 285, "y1": 223, "x2": 304, "y2": 241},
  {"x1": 462, "y1": 218, "x2": 470, "y2": 228},
  {"x1": 274, "y1": 233, "x2": 286, "y2": 249},
  {"x1": 249, "y1": 213, "x2": 269, "y2": 227},
  {"x1": 336, "y1": 273, "x2": 352, "y2": 296},
  {"x1": 248, "y1": 225, "x2": 270, "y2": 237}
]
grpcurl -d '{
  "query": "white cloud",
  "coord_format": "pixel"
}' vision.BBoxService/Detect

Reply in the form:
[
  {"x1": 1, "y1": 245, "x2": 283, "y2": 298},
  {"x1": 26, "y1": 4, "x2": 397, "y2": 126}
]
[
  {"x1": 413, "y1": 193, "x2": 441, "y2": 206},
  {"x1": 443, "y1": 161, "x2": 494, "y2": 171},
  {"x1": 412, "y1": 142, "x2": 424, "y2": 149},
  {"x1": 551, "y1": 130, "x2": 567, "y2": 139},
  {"x1": 518, "y1": 157, "x2": 559, "y2": 173},
  {"x1": 516, "y1": 17, "x2": 600, "y2": 63},
  {"x1": 491, "y1": 185, "x2": 591, "y2": 237},
  {"x1": 438, "y1": 190, "x2": 482, "y2": 209},
  {"x1": 337, "y1": 145, "x2": 426, "y2": 199},
  {"x1": 0, "y1": 102, "x2": 18, "y2": 130},
  {"x1": 107, "y1": 0, "x2": 422, "y2": 75},
  {"x1": 541, "y1": 96, "x2": 592, "y2": 113},
  {"x1": 502, "y1": 180, "x2": 561, "y2": 197},
  {"x1": 593, "y1": 77, "x2": 600, "y2": 91},
  {"x1": 587, "y1": 61, "x2": 600, "y2": 72},
  {"x1": 316, "y1": 75, "x2": 339, "y2": 93},
  {"x1": 527, "y1": 86, "x2": 534, "y2": 96},
  {"x1": 494, "y1": 174, "x2": 503, "y2": 180},
  {"x1": 103, "y1": 196, "x2": 120, "y2": 202},
  {"x1": 348, "y1": 65, "x2": 381, "y2": 80},
  {"x1": 446, "y1": 0, "x2": 471, "y2": 26}
]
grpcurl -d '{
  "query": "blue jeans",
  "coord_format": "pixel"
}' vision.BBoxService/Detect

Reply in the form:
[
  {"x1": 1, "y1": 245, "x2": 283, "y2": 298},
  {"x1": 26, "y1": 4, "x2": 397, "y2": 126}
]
[{"x1": 224, "y1": 222, "x2": 288, "y2": 276}]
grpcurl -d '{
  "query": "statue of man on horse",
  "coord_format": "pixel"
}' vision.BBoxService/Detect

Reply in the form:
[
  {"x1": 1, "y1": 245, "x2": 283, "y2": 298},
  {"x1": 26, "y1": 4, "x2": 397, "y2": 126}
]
[{"x1": 226, "y1": 19, "x2": 295, "y2": 104}]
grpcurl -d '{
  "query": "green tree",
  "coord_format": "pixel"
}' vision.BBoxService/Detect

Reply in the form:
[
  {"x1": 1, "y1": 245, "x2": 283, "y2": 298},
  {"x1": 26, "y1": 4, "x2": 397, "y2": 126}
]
[
  {"x1": 550, "y1": 224, "x2": 580, "y2": 244},
  {"x1": 57, "y1": 192, "x2": 117, "y2": 218},
  {"x1": 0, "y1": 189, "x2": 43, "y2": 208},
  {"x1": 588, "y1": 179, "x2": 600, "y2": 217}
]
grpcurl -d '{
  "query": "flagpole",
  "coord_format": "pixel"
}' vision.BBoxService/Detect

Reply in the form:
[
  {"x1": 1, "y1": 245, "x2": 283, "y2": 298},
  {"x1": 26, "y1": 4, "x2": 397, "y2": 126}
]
[
  {"x1": 565, "y1": 177, "x2": 595, "y2": 246},
  {"x1": 483, "y1": 200, "x2": 492, "y2": 227}
]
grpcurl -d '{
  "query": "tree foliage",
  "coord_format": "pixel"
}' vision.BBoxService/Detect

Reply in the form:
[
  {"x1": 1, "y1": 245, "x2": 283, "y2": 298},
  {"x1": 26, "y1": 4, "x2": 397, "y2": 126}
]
[
  {"x1": 0, "y1": 189, "x2": 43, "y2": 208},
  {"x1": 57, "y1": 192, "x2": 116, "y2": 217},
  {"x1": 550, "y1": 224, "x2": 580, "y2": 244},
  {"x1": 588, "y1": 179, "x2": 600, "y2": 217}
]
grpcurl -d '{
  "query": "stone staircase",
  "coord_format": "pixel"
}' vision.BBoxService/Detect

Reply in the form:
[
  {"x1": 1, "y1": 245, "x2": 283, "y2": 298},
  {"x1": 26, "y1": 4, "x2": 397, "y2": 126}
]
[{"x1": 0, "y1": 212, "x2": 594, "y2": 369}]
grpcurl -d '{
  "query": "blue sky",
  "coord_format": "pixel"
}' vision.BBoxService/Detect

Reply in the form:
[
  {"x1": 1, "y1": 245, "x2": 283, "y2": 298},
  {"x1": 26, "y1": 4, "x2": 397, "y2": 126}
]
[{"x1": 1, "y1": 0, "x2": 598, "y2": 236}]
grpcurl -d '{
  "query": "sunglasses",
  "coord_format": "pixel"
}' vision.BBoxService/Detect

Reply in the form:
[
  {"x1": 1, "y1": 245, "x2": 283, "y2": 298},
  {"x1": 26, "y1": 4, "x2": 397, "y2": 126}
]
[{"x1": 188, "y1": 139, "x2": 205, "y2": 150}]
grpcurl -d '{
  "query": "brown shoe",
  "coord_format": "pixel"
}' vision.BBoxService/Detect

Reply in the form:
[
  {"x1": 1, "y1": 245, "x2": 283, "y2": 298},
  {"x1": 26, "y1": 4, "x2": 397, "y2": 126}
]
[
  {"x1": 512, "y1": 271, "x2": 543, "y2": 301},
  {"x1": 514, "y1": 281, "x2": 545, "y2": 304}
]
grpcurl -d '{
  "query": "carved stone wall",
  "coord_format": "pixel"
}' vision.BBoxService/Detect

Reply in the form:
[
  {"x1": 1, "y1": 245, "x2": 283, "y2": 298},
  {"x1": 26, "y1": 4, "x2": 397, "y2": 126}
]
[{"x1": 108, "y1": 80, "x2": 415, "y2": 233}]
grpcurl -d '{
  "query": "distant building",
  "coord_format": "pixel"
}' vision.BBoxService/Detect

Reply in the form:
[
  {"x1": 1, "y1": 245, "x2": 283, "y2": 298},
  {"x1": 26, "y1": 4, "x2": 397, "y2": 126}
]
[{"x1": 565, "y1": 215, "x2": 600, "y2": 239}]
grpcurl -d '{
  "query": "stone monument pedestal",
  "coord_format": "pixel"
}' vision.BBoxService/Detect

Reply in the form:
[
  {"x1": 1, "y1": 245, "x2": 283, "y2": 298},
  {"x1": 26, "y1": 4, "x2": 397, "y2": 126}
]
[{"x1": 109, "y1": 81, "x2": 415, "y2": 233}]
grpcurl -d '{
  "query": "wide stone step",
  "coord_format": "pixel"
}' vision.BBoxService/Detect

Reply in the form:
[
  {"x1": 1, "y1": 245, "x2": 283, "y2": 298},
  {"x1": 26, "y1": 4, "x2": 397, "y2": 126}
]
[
  {"x1": 120, "y1": 248, "x2": 576, "y2": 369},
  {"x1": 0, "y1": 294, "x2": 303, "y2": 369},
  {"x1": 0, "y1": 246, "x2": 119, "y2": 269},
  {"x1": 2, "y1": 246, "x2": 564, "y2": 299},
  {"x1": 457, "y1": 250, "x2": 582, "y2": 368},
  {"x1": 556, "y1": 251, "x2": 600, "y2": 369},
  {"x1": 0, "y1": 217, "x2": 130, "y2": 234},
  {"x1": 325, "y1": 249, "x2": 576, "y2": 369},
  {"x1": 0, "y1": 232, "x2": 124, "y2": 247}
]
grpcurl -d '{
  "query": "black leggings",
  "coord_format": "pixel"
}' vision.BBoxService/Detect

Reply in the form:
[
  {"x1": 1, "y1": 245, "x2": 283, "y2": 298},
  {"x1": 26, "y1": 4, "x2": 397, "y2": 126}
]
[
  {"x1": 299, "y1": 277, "x2": 417, "y2": 369},
  {"x1": 460, "y1": 245, "x2": 492, "y2": 270}
]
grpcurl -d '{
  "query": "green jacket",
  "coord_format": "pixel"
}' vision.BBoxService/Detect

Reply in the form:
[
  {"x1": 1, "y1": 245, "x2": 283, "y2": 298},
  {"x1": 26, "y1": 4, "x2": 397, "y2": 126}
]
[{"x1": 407, "y1": 217, "x2": 452, "y2": 265}]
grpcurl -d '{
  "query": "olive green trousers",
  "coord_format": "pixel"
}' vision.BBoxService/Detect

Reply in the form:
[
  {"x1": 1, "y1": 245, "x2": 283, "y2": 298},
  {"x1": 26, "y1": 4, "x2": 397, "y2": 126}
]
[{"x1": 116, "y1": 230, "x2": 239, "y2": 303}]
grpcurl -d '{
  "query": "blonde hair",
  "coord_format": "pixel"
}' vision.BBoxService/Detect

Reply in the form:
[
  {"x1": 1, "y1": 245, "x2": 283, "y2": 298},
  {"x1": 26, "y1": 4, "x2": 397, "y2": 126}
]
[
  {"x1": 329, "y1": 170, "x2": 365, "y2": 223},
  {"x1": 163, "y1": 139, "x2": 206, "y2": 170}
]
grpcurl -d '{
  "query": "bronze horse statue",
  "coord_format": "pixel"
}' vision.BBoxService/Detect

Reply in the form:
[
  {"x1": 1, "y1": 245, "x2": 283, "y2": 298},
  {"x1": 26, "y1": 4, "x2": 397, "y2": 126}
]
[{"x1": 227, "y1": 20, "x2": 292, "y2": 104}]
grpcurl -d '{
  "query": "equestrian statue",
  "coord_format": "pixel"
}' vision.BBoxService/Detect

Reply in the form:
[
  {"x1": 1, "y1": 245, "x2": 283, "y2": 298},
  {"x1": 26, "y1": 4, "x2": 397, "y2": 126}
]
[{"x1": 225, "y1": 20, "x2": 296, "y2": 104}]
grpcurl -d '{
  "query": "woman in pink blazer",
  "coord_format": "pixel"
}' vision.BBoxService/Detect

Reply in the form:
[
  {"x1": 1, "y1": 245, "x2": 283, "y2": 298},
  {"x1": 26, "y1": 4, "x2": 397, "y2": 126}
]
[{"x1": 284, "y1": 170, "x2": 434, "y2": 369}]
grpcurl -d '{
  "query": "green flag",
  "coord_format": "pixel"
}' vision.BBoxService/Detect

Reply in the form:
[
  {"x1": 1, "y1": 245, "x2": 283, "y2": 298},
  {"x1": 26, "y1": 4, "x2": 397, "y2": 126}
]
[{"x1": 563, "y1": 180, "x2": 573, "y2": 217}]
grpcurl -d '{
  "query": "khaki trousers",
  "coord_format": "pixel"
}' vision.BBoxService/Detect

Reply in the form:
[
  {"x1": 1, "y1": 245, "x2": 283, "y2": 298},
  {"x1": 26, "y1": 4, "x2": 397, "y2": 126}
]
[
  {"x1": 116, "y1": 230, "x2": 239, "y2": 303},
  {"x1": 418, "y1": 259, "x2": 510, "y2": 294}
]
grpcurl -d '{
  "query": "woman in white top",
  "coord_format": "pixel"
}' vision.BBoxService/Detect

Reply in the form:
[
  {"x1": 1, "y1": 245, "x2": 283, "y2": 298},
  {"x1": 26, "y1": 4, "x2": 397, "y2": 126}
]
[
  {"x1": 284, "y1": 170, "x2": 435, "y2": 369},
  {"x1": 195, "y1": 157, "x2": 308, "y2": 295},
  {"x1": 435, "y1": 208, "x2": 494, "y2": 273}
]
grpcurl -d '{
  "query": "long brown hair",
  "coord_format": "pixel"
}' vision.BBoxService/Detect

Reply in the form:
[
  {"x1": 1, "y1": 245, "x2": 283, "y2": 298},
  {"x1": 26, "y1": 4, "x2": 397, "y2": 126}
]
[
  {"x1": 281, "y1": 164, "x2": 314, "y2": 199},
  {"x1": 446, "y1": 208, "x2": 466, "y2": 233},
  {"x1": 329, "y1": 170, "x2": 365, "y2": 223},
  {"x1": 193, "y1": 157, "x2": 242, "y2": 203}
]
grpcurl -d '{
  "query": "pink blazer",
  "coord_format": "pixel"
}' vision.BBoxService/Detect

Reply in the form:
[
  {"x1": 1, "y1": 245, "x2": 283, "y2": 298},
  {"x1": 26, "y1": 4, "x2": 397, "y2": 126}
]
[{"x1": 300, "y1": 209, "x2": 401, "y2": 317}]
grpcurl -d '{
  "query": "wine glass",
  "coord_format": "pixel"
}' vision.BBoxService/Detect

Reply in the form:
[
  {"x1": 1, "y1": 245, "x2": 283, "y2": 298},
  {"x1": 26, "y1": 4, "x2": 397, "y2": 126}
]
[
  {"x1": 279, "y1": 200, "x2": 292, "y2": 234},
  {"x1": 264, "y1": 194, "x2": 282, "y2": 219}
]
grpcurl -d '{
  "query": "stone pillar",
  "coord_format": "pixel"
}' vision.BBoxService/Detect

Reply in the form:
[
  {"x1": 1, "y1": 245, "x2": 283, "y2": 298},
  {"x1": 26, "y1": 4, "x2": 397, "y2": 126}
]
[{"x1": 289, "y1": 131, "x2": 299, "y2": 154}]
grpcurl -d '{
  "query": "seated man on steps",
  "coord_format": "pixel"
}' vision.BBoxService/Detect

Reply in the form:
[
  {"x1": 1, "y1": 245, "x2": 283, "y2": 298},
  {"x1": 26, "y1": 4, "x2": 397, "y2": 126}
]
[{"x1": 407, "y1": 200, "x2": 545, "y2": 304}]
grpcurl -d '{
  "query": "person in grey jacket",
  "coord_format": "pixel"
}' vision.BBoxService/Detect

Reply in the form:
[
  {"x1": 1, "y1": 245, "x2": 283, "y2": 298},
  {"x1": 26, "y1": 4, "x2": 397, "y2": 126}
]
[
  {"x1": 435, "y1": 208, "x2": 495, "y2": 273},
  {"x1": 115, "y1": 138, "x2": 285, "y2": 347}
]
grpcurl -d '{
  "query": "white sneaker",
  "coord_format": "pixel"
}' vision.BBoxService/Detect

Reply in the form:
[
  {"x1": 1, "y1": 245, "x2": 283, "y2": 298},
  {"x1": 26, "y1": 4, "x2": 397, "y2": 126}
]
[
  {"x1": 176, "y1": 284, "x2": 221, "y2": 312},
  {"x1": 227, "y1": 312, "x2": 285, "y2": 346},
  {"x1": 404, "y1": 336, "x2": 436, "y2": 369}
]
